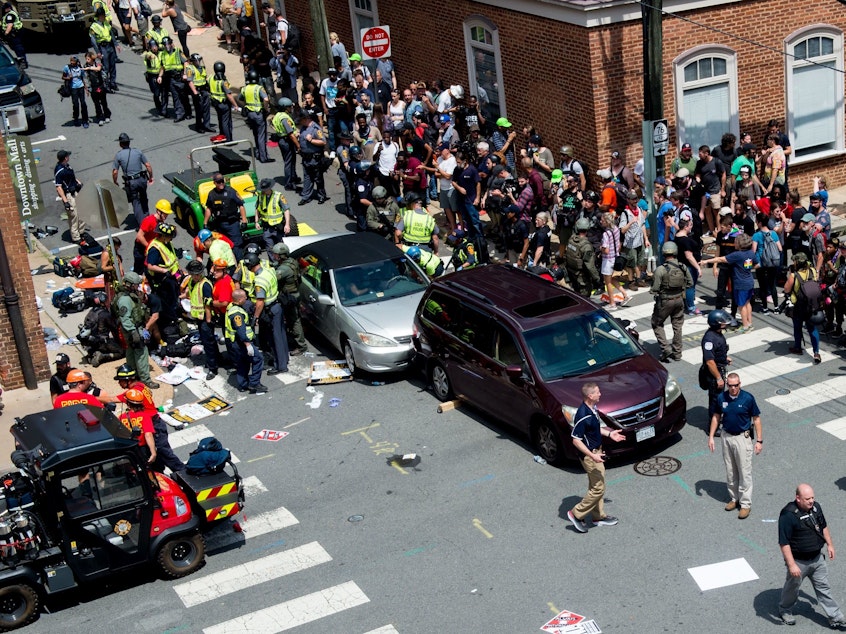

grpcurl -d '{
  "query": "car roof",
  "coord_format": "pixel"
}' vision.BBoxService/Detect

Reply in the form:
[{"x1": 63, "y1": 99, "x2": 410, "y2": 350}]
[
  {"x1": 432, "y1": 265, "x2": 595, "y2": 328},
  {"x1": 291, "y1": 232, "x2": 405, "y2": 269}
]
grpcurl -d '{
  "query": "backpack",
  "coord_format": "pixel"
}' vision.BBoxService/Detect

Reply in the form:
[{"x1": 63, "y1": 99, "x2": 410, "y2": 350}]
[
  {"x1": 661, "y1": 262, "x2": 687, "y2": 294},
  {"x1": 795, "y1": 268, "x2": 823, "y2": 321},
  {"x1": 53, "y1": 256, "x2": 76, "y2": 277},
  {"x1": 139, "y1": 0, "x2": 152, "y2": 17},
  {"x1": 185, "y1": 436, "x2": 231, "y2": 476},
  {"x1": 605, "y1": 182, "x2": 628, "y2": 213},
  {"x1": 285, "y1": 20, "x2": 301, "y2": 51},
  {"x1": 52, "y1": 288, "x2": 87, "y2": 314},
  {"x1": 760, "y1": 231, "x2": 781, "y2": 268}
]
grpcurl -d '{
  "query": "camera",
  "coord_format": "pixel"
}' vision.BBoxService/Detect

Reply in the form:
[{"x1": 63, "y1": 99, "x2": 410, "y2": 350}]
[{"x1": 503, "y1": 177, "x2": 516, "y2": 195}]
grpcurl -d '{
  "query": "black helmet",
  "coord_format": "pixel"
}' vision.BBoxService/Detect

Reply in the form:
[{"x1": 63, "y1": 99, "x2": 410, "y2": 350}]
[
  {"x1": 584, "y1": 190, "x2": 600, "y2": 204},
  {"x1": 244, "y1": 253, "x2": 261, "y2": 269},
  {"x1": 151, "y1": 14, "x2": 162, "y2": 23},
  {"x1": 213, "y1": 61, "x2": 225, "y2": 74},
  {"x1": 190, "y1": 53, "x2": 203, "y2": 66},
  {"x1": 349, "y1": 145, "x2": 362, "y2": 158},
  {"x1": 707, "y1": 309, "x2": 732, "y2": 329},
  {"x1": 244, "y1": 242, "x2": 262, "y2": 256},
  {"x1": 114, "y1": 363, "x2": 137, "y2": 381},
  {"x1": 186, "y1": 259, "x2": 205, "y2": 274},
  {"x1": 161, "y1": 36, "x2": 173, "y2": 46},
  {"x1": 404, "y1": 192, "x2": 420, "y2": 205},
  {"x1": 246, "y1": 70, "x2": 259, "y2": 83}
]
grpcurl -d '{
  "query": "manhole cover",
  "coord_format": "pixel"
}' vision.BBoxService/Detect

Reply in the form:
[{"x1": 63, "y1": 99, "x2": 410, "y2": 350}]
[
  {"x1": 634, "y1": 456, "x2": 682, "y2": 476},
  {"x1": 348, "y1": 515, "x2": 364, "y2": 522},
  {"x1": 776, "y1": 388, "x2": 790, "y2": 395}
]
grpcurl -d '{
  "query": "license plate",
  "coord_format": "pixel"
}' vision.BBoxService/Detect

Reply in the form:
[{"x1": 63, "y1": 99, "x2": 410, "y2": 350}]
[{"x1": 636, "y1": 425, "x2": 656, "y2": 442}]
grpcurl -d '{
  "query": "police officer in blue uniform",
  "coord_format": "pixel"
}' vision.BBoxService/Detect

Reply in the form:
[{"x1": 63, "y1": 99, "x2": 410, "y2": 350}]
[
  {"x1": 225, "y1": 289, "x2": 268, "y2": 394},
  {"x1": 701, "y1": 308, "x2": 731, "y2": 437},
  {"x1": 297, "y1": 111, "x2": 328, "y2": 205},
  {"x1": 336, "y1": 133, "x2": 356, "y2": 218},
  {"x1": 112, "y1": 132, "x2": 154, "y2": 228}
]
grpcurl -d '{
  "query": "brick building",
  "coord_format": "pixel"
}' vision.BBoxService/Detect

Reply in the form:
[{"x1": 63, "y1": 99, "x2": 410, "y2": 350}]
[
  {"x1": 0, "y1": 137, "x2": 50, "y2": 390},
  {"x1": 285, "y1": 0, "x2": 846, "y2": 195}
]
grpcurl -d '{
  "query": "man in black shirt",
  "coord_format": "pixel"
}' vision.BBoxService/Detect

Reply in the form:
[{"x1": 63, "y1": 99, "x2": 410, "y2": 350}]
[
  {"x1": 50, "y1": 353, "x2": 74, "y2": 398},
  {"x1": 701, "y1": 309, "x2": 731, "y2": 435},
  {"x1": 204, "y1": 172, "x2": 247, "y2": 258},
  {"x1": 778, "y1": 484, "x2": 846, "y2": 627}
]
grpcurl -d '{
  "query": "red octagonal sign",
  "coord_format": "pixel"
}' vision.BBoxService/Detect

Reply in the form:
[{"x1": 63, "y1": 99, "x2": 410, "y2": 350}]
[{"x1": 360, "y1": 26, "x2": 391, "y2": 60}]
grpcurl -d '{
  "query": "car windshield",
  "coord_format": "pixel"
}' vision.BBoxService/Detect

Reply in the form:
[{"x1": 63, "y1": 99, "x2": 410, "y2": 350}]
[
  {"x1": 523, "y1": 310, "x2": 641, "y2": 381},
  {"x1": 334, "y1": 256, "x2": 428, "y2": 306}
]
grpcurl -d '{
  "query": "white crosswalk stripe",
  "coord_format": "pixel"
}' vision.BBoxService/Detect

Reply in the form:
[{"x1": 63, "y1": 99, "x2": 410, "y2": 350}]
[
  {"x1": 203, "y1": 581, "x2": 370, "y2": 634},
  {"x1": 638, "y1": 315, "x2": 709, "y2": 343},
  {"x1": 166, "y1": 423, "x2": 239, "y2": 463},
  {"x1": 364, "y1": 627, "x2": 400, "y2": 634},
  {"x1": 175, "y1": 541, "x2": 332, "y2": 607},
  {"x1": 734, "y1": 349, "x2": 836, "y2": 386},
  {"x1": 203, "y1": 506, "x2": 299, "y2": 551},
  {"x1": 679, "y1": 327, "x2": 785, "y2": 364},
  {"x1": 817, "y1": 417, "x2": 846, "y2": 440},
  {"x1": 241, "y1": 475, "x2": 268, "y2": 497},
  {"x1": 765, "y1": 376, "x2": 846, "y2": 413}
]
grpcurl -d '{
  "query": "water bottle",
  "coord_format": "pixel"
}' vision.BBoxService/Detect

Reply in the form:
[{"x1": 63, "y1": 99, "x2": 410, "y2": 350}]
[
  {"x1": 533, "y1": 455, "x2": 547, "y2": 465},
  {"x1": 371, "y1": 381, "x2": 385, "y2": 386}
]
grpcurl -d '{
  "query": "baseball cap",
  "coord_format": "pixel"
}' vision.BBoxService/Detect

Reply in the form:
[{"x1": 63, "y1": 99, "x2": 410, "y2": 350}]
[
  {"x1": 349, "y1": 53, "x2": 362, "y2": 62},
  {"x1": 675, "y1": 167, "x2": 690, "y2": 178},
  {"x1": 681, "y1": 143, "x2": 692, "y2": 150},
  {"x1": 718, "y1": 207, "x2": 733, "y2": 217},
  {"x1": 801, "y1": 213, "x2": 817, "y2": 223},
  {"x1": 741, "y1": 143, "x2": 756, "y2": 153},
  {"x1": 55, "y1": 353, "x2": 70, "y2": 365},
  {"x1": 57, "y1": 150, "x2": 71, "y2": 161},
  {"x1": 596, "y1": 168, "x2": 613, "y2": 180},
  {"x1": 327, "y1": 67, "x2": 337, "y2": 75},
  {"x1": 504, "y1": 204, "x2": 519, "y2": 215},
  {"x1": 495, "y1": 117, "x2": 512, "y2": 128},
  {"x1": 117, "y1": 132, "x2": 131, "y2": 143},
  {"x1": 739, "y1": 165, "x2": 751, "y2": 174},
  {"x1": 610, "y1": 151, "x2": 621, "y2": 159},
  {"x1": 809, "y1": 192, "x2": 822, "y2": 201},
  {"x1": 654, "y1": 176, "x2": 667, "y2": 186},
  {"x1": 468, "y1": 123, "x2": 480, "y2": 132},
  {"x1": 550, "y1": 169, "x2": 563, "y2": 184}
]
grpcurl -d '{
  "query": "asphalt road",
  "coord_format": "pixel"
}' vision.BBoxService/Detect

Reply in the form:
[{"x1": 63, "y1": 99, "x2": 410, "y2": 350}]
[{"x1": 17, "y1": 45, "x2": 846, "y2": 634}]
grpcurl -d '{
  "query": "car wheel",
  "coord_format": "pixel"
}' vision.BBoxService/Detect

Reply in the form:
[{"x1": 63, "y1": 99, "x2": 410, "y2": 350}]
[
  {"x1": 342, "y1": 338, "x2": 357, "y2": 375},
  {"x1": 429, "y1": 361, "x2": 453, "y2": 402},
  {"x1": 0, "y1": 583, "x2": 39, "y2": 631},
  {"x1": 157, "y1": 533, "x2": 205, "y2": 579},
  {"x1": 534, "y1": 419, "x2": 564, "y2": 464}
]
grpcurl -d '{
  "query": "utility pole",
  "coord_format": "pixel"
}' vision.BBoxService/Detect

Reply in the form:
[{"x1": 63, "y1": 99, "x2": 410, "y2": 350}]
[
  {"x1": 641, "y1": 0, "x2": 664, "y2": 253},
  {"x1": 309, "y1": 0, "x2": 331, "y2": 77}
]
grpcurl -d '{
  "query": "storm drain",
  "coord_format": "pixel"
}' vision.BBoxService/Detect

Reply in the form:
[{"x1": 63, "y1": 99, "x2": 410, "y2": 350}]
[{"x1": 633, "y1": 456, "x2": 682, "y2": 476}]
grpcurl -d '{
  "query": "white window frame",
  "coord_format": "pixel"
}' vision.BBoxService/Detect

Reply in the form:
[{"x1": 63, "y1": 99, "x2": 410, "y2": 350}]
[
  {"x1": 672, "y1": 45, "x2": 739, "y2": 150},
  {"x1": 785, "y1": 25, "x2": 845, "y2": 165},
  {"x1": 349, "y1": 0, "x2": 379, "y2": 55},
  {"x1": 463, "y1": 16, "x2": 507, "y2": 119}
]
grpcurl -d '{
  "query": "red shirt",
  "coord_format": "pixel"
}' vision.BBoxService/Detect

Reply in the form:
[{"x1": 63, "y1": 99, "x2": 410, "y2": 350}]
[
  {"x1": 116, "y1": 381, "x2": 157, "y2": 412},
  {"x1": 403, "y1": 156, "x2": 427, "y2": 190},
  {"x1": 213, "y1": 274, "x2": 234, "y2": 315},
  {"x1": 53, "y1": 391, "x2": 105, "y2": 409},
  {"x1": 120, "y1": 410, "x2": 155, "y2": 445},
  {"x1": 138, "y1": 214, "x2": 159, "y2": 246}
]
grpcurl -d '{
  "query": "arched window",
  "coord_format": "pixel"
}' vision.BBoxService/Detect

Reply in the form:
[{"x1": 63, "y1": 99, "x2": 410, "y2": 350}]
[
  {"x1": 786, "y1": 26, "x2": 844, "y2": 160},
  {"x1": 463, "y1": 17, "x2": 506, "y2": 121},
  {"x1": 673, "y1": 47, "x2": 738, "y2": 149}
]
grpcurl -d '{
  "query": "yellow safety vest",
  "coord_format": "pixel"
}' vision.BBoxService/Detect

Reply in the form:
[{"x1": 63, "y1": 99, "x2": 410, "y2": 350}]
[
  {"x1": 417, "y1": 249, "x2": 441, "y2": 276},
  {"x1": 187, "y1": 278, "x2": 212, "y2": 320},
  {"x1": 209, "y1": 77, "x2": 227, "y2": 103},
  {"x1": 242, "y1": 84, "x2": 263, "y2": 112},
  {"x1": 90, "y1": 21, "x2": 113, "y2": 45},
  {"x1": 224, "y1": 304, "x2": 253, "y2": 342},
  {"x1": 146, "y1": 238, "x2": 179, "y2": 274},
  {"x1": 160, "y1": 49, "x2": 183, "y2": 73},
  {"x1": 456, "y1": 243, "x2": 476, "y2": 268},
  {"x1": 143, "y1": 51, "x2": 161, "y2": 75},
  {"x1": 147, "y1": 27, "x2": 168, "y2": 46},
  {"x1": 6, "y1": 9, "x2": 21, "y2": 31},
  {"x1": 190, "y1": 65, "x2": 208, "y2": 88},
  {"x1": 208, "y1": 239, "x2": 236, "y2": 267},
  {"x1": 236, "y1": 260, "x2": 255, "y2": 296},
  {"x1": 257, "y1": 191, "x2": 287, "y2": 226},
  {"x1": 270, "y1": 112, "x2": 295, "y2": 136},
  {"x1": 402, "y1": 209, "x2": 435, "y2": 244},
  {"x1": 254, "y1": 266, "x2": 278, "y2": 304}
]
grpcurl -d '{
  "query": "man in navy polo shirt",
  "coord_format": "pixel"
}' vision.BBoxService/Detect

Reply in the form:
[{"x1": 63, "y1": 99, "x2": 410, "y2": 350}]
[
  {"x1": 567, "y1": 382, "x2": 625, "y2": 533},
  {"x1": 708, "y1": 372, "x2": 763, "y2": 519}
]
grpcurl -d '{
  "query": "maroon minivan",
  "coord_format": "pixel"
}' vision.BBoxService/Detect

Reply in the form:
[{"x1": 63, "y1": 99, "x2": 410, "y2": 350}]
[{"x1": 412, "y1": 265, "x2": 687, "y2": 463}]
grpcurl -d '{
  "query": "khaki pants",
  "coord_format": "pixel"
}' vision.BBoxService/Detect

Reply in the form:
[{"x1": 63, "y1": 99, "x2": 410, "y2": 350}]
[
  {"x1": 573, "y1": 452, "x2": 606, "y2": 521},
  {"x1": 651, "y1": 295, "x2": 684, "y2": 358},
  {"x1": 66, "y1": 192, "x2": 87, "y2": 242},
  {"x1": 722, "y1": 432, "x2": 753, "y2": 509}
]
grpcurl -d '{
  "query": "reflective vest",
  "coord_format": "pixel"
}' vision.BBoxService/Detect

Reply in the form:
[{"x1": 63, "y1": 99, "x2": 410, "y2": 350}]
[
  {"x1": 187, "y1": 277, "x2": 212, "y2": 320},
  {"x1": 417, "y1": 249, "x2": 441, "y2": 276},
  {"x1": 242, "y1": 84, "x2": 263, "y2": 112},
  {"x1": 254, "y1": 266, "x2": 278, "y2": 304},
  {"x1": 270, "y1": 112, "x2": 295, "y2": 137},
  {"x1": 209, "y1": 77, "x2": 227, "y2": 103},
  {"x1": 90, "y1": 21, "x2": 113, "y2": 45},
  {"x1": 147, "y1": 27, "x2": 168, "y2": 46},
  {"x1": 143, "y1": 51, "x2": 161, "y2": 75},
  {"x1": 190, "y1": 65, "x2": 208, "y2": 88},
  {"x1": 6, "y1": 9, "x2": 21, "y2": 31},
  {"x1": 257, "y1": 191, "x2": 286, "y2": 226},
  {"x1": 456, "y1": 243, "x2": 476, "y2": 269},
  {"x1": 236, "y1": 260, "x2": 256, "y2": 296},
  {"x1": 160, "y1": 49, "x2": 184, "y2": 73},
  {"x1": 146, "y1": 238, "x2": 179, "y2": 274},
  {"x1": 401, "y1": 209, "x2": 435, "y2": 244},
  {"x1": 224, "y1": 304, "x2": 253, "y2": 342},
  {"x1": 208, "y1": 239, "x2": 236, "y2": 267}
]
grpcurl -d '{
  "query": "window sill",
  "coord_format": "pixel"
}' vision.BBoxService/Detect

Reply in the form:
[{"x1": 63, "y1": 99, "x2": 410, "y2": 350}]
[{"x1": 790, "y1": 148, "x2": 846, "y2": 167}]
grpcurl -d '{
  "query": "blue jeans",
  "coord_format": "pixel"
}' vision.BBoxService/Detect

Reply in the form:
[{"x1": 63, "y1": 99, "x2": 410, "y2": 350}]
[
  {"x1": 463, "y1": 201, "x2": 482, "y2": 239},
  {"x1": 326, "y1": 108, "x2": 348, "y2": 153},
  {"x1": 792, "y1": 315, "x2": 820, "y2": 353},
  {"x1": 685, "y1": 263, "x2": 699, "y2": 312}
]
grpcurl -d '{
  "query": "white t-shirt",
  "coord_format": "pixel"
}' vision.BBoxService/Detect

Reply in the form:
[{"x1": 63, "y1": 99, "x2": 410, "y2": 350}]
[
  {"x1": 437, "y1": 89, "x2": 453, "y2": 113},
  {"x1": 437, "y1": 155, "x2": 456, "y2": 191},
  {"x1": 377, "y1": 141, "x2": 399, "y2": 176}
]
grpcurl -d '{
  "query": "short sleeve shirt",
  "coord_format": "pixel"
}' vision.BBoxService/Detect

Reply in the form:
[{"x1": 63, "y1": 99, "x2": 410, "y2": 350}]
[
  {"x1": 571, "y1": 402, "x2": 602, "y2": 451},
  {"x1": 719, "y1": 389, "x2": 760, "y2": 433},
  {"x1": 725, "y1": 249, "x2": 758, "y2": 290},
  {"x1": 600, "y1": 185, "x2": 617, "y2": 210}
]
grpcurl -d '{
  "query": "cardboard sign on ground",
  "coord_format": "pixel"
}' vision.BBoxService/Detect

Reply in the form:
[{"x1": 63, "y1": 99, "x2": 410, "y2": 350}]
[{"x1": 308, "y1": 360, "x2": 353, "y2": 385}]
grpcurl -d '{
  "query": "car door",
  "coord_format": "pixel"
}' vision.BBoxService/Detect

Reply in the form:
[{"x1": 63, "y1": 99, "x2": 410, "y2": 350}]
[
  {"x1": 481, "y1": 325, "x2": 541, "y2": 433},
  {"x1": 444, "y1": 304, "x2": 495, "y2": 404},
  {"x1": 298, "y1": 252, "x2": 339, "y2": 344}
]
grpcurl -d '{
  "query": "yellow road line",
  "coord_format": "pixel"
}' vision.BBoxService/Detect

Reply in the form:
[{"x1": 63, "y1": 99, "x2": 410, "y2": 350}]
[{"x1": 472, "y1": 518, "x2": 493, "y2": 539}]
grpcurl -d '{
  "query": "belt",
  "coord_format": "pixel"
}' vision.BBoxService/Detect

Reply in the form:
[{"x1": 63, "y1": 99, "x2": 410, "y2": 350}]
[
  {"x1": 660, "y1": 294, "x2": 683, "y2": 300},
  {"x1": 127, "y1": 172, "x2": 146, "y2": 179},
  {"x1": 723, "y1": 429, "x2": 751, "y2": 437}
]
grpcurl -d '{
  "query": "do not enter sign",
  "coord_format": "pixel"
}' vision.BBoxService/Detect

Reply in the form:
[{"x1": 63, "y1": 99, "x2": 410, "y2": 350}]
[{"x1": 360, "y1": 25, "x2": 391, "y2": 60}]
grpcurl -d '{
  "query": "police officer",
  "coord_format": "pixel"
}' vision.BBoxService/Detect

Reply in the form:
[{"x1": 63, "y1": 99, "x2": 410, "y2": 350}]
[
  {"x1": 395, "y1": 192, "x2": 439, "y2": 253},
  {"x1": 651, "y1": 241, "x2": 693, "y2": 363},
  {"x1": 351, "y1": 161, "x2": 374, "y2": 233},
  {"x1": 232, "y1": 242, "x2": 264, "y2": 297},
  {"x1": 269, "y1": 98, "x2": 300, "y2": 188},
  {"x1": 142, "y1": 38, "x2": 163, "y2": 115},
  {"x1": 297, "y1": 110, "x2": 328, "y2": 205},
  {"x1": 445, "y1": 229, "x2": 477, "y2": 271},
  {"x1": 146, "y1": 14, "x2": 168, "y2": 49},
  {"x1": 158, "y1": 36, "x2": 189, "y2": 122},
  {"x1": 225, "y1": 289, "x2": 268, "y2": 394},
  {"x1": 239, "y1": 70, "x2": 273, "y2": 163},
  {"x1": 270, "y1": 242, "x2": 307, "y2": 356},
  {"x1": 186, "y1": 53, "x2": 215, "y2": 133},
  {"x1": 247, "y1": 253, "x2": 289, "y2": 375},
  {"x1": 181, "y1": 260, "x2": 220, "y2": 380},
  {"x1": 112, "y1": 132, "x2": 154, "y2": 228},
  {"x1": 145, "y1": 222, "x2": 181, "y2": 329},
  {"x1": 406, "y1": 245, "x2": 443, "y2": 277},
  {"x1": 113, "y1": 271, "x2": 159, "y2": 388},
  {"x1": 365, "y1": 186, "x2": 399, "y2": 238},
  {"x1": 204, "y1": 172, "x2": 247, "y2": 259},
  {"x1": 256, "y1": 178, "x2": 292, "y2": 253},
  {"x1": 337, "y1": 133, "x2": 357, "y2": 216},
  {"x1": 565, "y1": 217, "x2": 601, "y2": 297},
  {"x1": 209, "y1": 61, "x2": 240, "y2": 142},
  {"x1": 54, "y1": 150, "x2": 86, "y2": 245},
  {"x1": 2, "y1": 3, "x2": 26, "y2": 67},
  {"x1": 199, "y1": 228, "x2": 236, "y2": 271},
  {"x1": 89, "y1": 7, "x2": 117, "y2": 91},
  {"x1": 702, "y1": 308, "x2": 732, "y2": 437}
]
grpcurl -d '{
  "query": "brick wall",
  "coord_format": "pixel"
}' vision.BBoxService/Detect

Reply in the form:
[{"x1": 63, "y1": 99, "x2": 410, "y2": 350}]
[
  {"x1": 306, "y1": 0, "x2": 846, "y2": 196},
  {"x1": 0, "y1": 137, "x2": 50, "y2": 390}
]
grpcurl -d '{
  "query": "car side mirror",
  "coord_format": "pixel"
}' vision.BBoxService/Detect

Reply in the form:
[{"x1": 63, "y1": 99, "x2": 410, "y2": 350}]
[
  {"x1": 618, "y1": 318, "x2": 640, "y2": 340},
  {"x1": 317, "y1": 294, "x2": 335, "y2": 306},
  {"x1": 505, "y1": 365, "x2": 524, "y2": 381}
]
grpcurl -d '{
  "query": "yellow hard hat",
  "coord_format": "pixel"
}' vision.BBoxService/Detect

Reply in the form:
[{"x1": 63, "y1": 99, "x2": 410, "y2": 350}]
[{"x1": 156, "y1": 199, "x2": 173, "y2": 214}]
